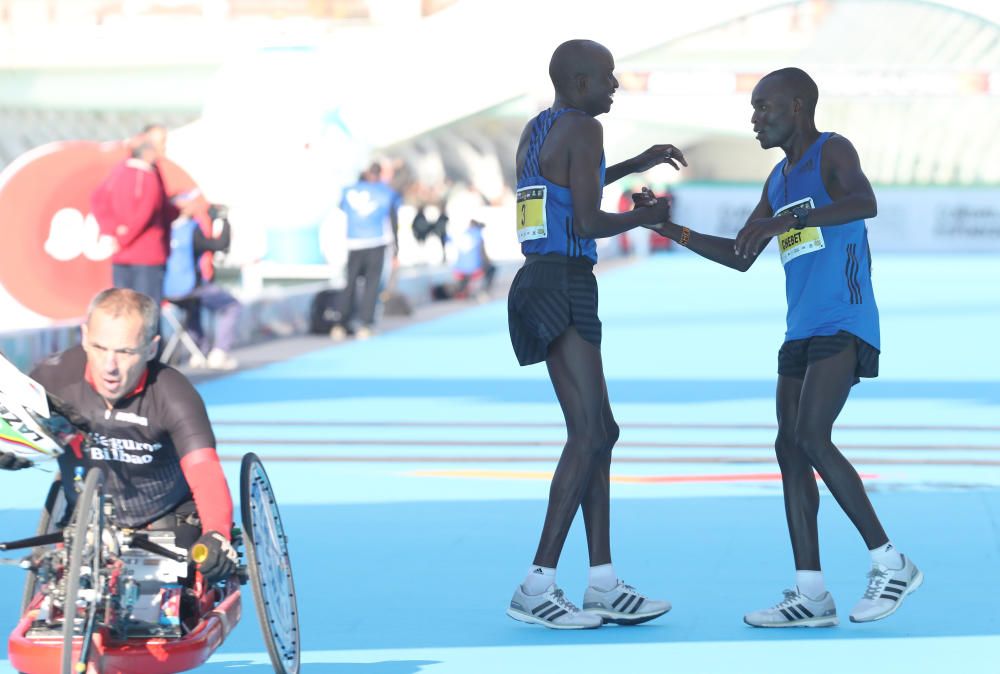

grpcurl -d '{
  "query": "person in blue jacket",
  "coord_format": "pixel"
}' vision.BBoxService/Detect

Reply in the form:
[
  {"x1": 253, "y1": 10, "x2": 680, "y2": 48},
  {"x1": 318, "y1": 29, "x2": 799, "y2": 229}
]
[
  {"x1": 451, "y1": 219, "x2": 495, "y2": 300},
  {"x1": 640, "y1": 67, "x2": 922, "y2": 628},
  {"x1": 330, "y1": 162, "x2": 402, "y2": 341}
]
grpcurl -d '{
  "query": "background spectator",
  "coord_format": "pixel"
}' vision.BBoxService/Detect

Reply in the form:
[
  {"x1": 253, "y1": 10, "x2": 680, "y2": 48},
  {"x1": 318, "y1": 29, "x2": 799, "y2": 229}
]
[
  {"x1": 163, "y1": 204, "x2": 242, "y2": 370},
  {"x1": 329, "y1": 161, "x2": 402, "y2": 341},
  {"x1": 90, "y1": 124, "x2": 197, "y2": 308}
]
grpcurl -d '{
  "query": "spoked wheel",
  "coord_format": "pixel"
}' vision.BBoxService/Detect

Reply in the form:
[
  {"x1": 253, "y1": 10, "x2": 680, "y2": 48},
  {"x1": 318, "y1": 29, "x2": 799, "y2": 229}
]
[
  {"x1": 20, "y1": 478, "x2": 66, "y2": 615},
  {"x1": 240, "y1": 453, "x2": 300, "y2": 674},
  {"x1": 61, "y1": 468, "x2": 105, "y2": 674}
]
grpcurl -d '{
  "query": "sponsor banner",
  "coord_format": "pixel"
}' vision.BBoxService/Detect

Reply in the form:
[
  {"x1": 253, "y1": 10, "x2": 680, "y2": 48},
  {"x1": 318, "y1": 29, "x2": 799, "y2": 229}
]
[{"x1": 671, "y1": 184, "x2": 1000, "y2": 253}]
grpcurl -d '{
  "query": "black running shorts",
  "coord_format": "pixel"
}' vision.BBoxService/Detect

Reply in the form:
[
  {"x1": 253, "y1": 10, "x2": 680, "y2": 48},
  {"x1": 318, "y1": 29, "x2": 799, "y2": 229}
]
[
  {"x1": 507, "y1": 255, "x2": 601, "y2": 366},
  {"x1": 778, "y1": 330, "x2": 880, "y2": 384}
]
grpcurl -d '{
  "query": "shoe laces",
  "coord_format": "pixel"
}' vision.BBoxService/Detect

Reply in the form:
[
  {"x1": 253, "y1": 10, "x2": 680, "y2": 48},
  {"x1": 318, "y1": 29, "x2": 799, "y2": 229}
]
[
  {"x1": 548, "y1": 587, "x2": 581, "y2": 613},
  {"x1": 772, "y1": 589, "x2": 803, "y2": 609},
  {"x1": 617, "y1": 582, "x2": 641, "y2": 597},
  {"x1": 862, "y1": 566, "x2": 890, "y2": 600}
]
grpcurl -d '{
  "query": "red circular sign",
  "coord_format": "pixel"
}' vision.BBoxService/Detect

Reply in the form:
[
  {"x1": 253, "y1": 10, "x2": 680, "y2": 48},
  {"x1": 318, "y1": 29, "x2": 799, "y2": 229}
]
[{"x1": 0, "y1": 141, "x2": 200, "y2": 320}]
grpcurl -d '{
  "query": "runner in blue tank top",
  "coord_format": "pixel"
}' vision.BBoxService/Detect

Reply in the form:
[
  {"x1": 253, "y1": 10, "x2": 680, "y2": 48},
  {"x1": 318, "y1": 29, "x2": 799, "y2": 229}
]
[
  {"x1": 506, "y1": 39, "x2": 686, "y2": 630},
  {"x1": 639, "y1": 68, "x2": 921, "y2": 627}
]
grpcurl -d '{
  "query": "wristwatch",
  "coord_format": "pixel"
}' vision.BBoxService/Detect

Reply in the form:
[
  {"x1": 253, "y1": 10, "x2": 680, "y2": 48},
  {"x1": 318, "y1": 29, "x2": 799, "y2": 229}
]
[{"x1": 789, "y1": 205, "x2": 810, "y2": 229}]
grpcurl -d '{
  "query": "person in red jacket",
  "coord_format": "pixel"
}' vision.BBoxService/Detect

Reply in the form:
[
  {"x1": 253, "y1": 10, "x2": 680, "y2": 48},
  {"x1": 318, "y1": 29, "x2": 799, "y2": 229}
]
[{"x1": 91, "y1": 124, "x2": 197, "y2": 307}]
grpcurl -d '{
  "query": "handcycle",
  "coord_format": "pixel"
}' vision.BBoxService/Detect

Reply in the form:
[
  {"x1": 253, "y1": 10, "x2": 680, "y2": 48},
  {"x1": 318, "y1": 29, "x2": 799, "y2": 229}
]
[{"x1": 0, "y1": 357, "x2": 300, "y2": 674}]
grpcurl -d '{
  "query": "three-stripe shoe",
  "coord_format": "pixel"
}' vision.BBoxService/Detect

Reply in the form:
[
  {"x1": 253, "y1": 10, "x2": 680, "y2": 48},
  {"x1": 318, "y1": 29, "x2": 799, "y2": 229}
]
[
  {"x1": 507, "y1": 584, "x2": 602, "y2": 629},
  {"x1": 744, "y1": 588, "x2": 839, "y2": 627},
  {"x1": 849, "y1": 555, "x2": 923, "y2": 623},
  {"x1": 582, "y1": 581, "x2": 671, "y2": 625}
]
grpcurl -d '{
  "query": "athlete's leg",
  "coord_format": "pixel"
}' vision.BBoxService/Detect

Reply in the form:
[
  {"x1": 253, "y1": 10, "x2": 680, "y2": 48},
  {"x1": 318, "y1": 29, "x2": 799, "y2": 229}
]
[
  {"x1": 580, "y1": 380, "x2": 618, "y2": 567},
  {"x1": 775, "y1": 374, "x2": 822, "y2": 570},
  {"x1": 795, "y1": 343, "x2": 888, "y2": 549},
  {"x1": 532, "y1": 326, "x2": 612, "y2": 568}
]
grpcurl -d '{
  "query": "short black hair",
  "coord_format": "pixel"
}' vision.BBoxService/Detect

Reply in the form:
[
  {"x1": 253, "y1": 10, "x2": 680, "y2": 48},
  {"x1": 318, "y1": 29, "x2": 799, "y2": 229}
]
[
  {"x1": 548, "y1": 39, "x2": 604, "y2": 95},
  {"x1": 762, "y1": 67, "x2": 819, "y2": 113}
]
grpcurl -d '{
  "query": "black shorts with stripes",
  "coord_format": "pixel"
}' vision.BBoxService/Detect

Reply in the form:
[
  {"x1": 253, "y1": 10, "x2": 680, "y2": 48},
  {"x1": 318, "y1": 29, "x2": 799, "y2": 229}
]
[
  {"x1": 778, "y1": 330, "x2": 880, "y2": 384},
  {"x1": 507, "y1": 254, "x2": 601, "y2": 366}
]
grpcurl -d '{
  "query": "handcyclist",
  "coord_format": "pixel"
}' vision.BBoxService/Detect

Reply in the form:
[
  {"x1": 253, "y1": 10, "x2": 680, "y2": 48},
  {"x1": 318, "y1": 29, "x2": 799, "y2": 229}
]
[{"x1": 1, "y1": 288, "x2": 237, "y2": 585}]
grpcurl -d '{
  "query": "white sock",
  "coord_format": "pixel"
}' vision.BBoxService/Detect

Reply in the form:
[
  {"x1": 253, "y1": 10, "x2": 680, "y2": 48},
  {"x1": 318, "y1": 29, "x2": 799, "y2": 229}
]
[
  {"x1": 588, "y1": 563, "x2": 618, "y2": 591},
  {"x1": 870, "y1": 541, "x2": 904, "y2": 569},
  {"x1": 522, "y1": 565, "x2": 556, "y2": 595},
  {"x1": 795, "y1": 570, "x2": 826, "y2": 600}
]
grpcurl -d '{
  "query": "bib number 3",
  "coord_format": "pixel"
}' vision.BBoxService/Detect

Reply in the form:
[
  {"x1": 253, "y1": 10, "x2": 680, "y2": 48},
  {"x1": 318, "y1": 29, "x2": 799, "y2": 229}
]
[{"x1": 516, "y1": 186, "x2": 547, "y2": 243}]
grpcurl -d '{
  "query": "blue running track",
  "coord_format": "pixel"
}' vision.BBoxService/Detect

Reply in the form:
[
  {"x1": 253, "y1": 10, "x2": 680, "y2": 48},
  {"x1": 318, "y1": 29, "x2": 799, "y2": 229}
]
[{"x1": 2, "y1": 253, "x2": 998, "y2": 673}]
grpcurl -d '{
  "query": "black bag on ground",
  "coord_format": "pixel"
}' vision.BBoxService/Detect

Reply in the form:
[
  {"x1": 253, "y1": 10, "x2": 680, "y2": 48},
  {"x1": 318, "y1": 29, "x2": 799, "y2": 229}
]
[
  {"x1": 382, "y1": 291, "x2": 412, "y2": 317},
  {"x1": 309, "y1": 289, "x2": 343, "y2": 334}
]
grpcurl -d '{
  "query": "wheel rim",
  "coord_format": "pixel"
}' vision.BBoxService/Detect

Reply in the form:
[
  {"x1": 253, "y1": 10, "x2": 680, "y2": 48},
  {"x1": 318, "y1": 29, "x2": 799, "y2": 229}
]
[{"x1": 242, "y1": 454, "x2": 299, "y2": 674}]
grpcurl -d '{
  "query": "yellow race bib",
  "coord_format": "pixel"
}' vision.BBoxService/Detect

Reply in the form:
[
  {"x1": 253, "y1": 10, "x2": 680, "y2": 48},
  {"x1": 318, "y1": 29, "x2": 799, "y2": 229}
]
[
  {"x1": 516, "y1": 186, "x2": 547, "y2": 243},
  {"x1": 775, "y1": 197, "x2": 824, "y2": 265}
]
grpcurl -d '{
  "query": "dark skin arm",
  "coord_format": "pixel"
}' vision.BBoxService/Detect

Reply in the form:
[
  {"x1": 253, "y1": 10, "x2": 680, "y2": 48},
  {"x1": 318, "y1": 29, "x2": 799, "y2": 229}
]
[
  {"x1": 604, "y1": 143, "x2": 686, "y2": 185},
  {"x1": 516, "y1": 113, "x2": 674, "y2": 239},
  {"x1": 645, "y1": 134, "x2": 876, "y2": 269},
  {"x1": 642, "y1": 182, "x2": 772, "y2": 272}
]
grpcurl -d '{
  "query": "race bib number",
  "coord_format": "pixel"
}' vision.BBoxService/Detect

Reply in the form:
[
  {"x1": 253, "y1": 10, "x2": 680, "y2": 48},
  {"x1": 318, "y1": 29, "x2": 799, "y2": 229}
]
[
  {"x1": 516, "y1": 186, "x2": 547, "y2": 243},
  {"x1": 775, "y1": 197, "x2": 824, "y2": 265}
]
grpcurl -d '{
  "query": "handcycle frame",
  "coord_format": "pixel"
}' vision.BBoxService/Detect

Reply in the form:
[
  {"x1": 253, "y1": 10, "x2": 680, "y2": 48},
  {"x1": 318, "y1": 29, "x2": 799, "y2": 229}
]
[{"x1": 1, "y1": 453, "x2": 300, "y2": 674}]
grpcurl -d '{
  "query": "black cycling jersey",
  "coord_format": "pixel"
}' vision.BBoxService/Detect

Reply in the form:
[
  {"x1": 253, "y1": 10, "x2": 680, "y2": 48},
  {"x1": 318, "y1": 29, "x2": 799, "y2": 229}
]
[{"x1": 30, "y1": 346, "x2": 215, "y2": 528}]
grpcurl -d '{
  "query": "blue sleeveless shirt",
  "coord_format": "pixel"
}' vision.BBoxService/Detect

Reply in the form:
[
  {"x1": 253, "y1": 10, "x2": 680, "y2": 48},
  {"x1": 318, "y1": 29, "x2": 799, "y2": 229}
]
[
  {"x1": 516, "y1": 108, "x2": 604, "y2": 263},
  {"x1": 766, "y1": 132, "x2": 880, "y2": 349}
]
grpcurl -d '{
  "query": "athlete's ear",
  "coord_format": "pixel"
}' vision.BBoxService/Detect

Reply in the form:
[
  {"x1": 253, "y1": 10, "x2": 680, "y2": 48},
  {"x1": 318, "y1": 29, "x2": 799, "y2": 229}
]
[
  {"x1": 146, "y1": 335, "x2": 160, "y2": 362},
  {"x1": 80, "y1": 323, "x2": 89, "y2": 348}
]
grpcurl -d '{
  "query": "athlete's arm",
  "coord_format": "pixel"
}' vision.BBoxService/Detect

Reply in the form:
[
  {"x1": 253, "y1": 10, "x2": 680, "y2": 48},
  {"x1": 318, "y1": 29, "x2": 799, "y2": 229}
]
[
  {"x1": 647, "y1": 182, "x2": 773, "y2": 272},
  {"x1": 604, "y1": 144, "x2": 687, "y2": 185},
  {"x1": 180, "y1": 448, "x2": 233, "y2": 539},
  {"x1": 734, "y1": 136, "x2": 876, "y2": 257},
  {"x1": 568, "y1": 117, "x2": 671, "y2": 239},
  {"x1": 817, "y1": 134, "x2": 877, "y2": 224},
  {"x1": 162, "y1": 371, "x2": 233, "y2": 539}
]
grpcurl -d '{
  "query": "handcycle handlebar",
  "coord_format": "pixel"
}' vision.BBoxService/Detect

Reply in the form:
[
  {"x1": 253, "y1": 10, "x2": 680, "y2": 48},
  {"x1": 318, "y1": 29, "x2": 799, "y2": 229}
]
[{"x1": 0, "y1": 530, "x2": 190, "y2": 564}]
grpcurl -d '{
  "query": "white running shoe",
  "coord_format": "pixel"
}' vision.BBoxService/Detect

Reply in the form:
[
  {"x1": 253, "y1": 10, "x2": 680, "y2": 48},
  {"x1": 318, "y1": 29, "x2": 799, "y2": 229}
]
[
  {"x1": 582, "y1": 581, "x2": 671, "y2": 625},
  {"x1": 744, "y1": 588, "x2": 839, "y2": 627},
  {"x1": 206, "y1": 348, "x2": 238, "y2": 371},
  {"x1": 330, "y1": 325, "x2": 348, "y2": 342},
  {"x1": 507, "y1": 584, "x2": 602, "y2": 630},
  {"x1": 850, "y1": 555, "x2": 923, "y2": 623}
]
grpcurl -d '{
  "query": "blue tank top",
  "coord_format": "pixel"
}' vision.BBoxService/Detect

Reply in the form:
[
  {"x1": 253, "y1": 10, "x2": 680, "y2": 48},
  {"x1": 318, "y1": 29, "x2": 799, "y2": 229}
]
[
  {"x1": 516, "y1": 108, "x2": 604, "y2": 263},
  {"x1": 766, "y1": 132, "x2": 879, "y2": 349}
]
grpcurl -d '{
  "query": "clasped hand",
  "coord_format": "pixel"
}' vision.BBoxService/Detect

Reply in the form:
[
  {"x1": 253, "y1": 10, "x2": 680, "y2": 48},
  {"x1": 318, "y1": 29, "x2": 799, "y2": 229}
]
[{"x1": 734, "y1": 216, "x2": 789, "y2": 258}]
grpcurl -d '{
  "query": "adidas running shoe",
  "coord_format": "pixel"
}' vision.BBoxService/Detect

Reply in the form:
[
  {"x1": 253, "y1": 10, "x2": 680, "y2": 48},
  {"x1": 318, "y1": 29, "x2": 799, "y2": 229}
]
[
  {"x1": 582, "y1": 581, "x2": 671, "y2": 625},
  {"x1": 850, "y1": 555, "x2": 923, "y2": 623},
  {"x1": 507, "y1": 584, "x2": 602, "y2": 630},
  {"x1": 744, "y1": 588, "x2": 839, "y2": 627}
]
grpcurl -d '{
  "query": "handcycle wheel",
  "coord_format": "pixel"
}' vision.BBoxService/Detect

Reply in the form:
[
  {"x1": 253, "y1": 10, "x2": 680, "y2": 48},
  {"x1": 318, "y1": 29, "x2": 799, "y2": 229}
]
[
  {"x1": 20, "y1": 478, "x2": 66, "y2": 615},
  {"x1": 61, "y1": 468, "x2": 105, "y2": 674},
  {"x1": 240, "y1": 452, "x2": 300, "y2": 674}
]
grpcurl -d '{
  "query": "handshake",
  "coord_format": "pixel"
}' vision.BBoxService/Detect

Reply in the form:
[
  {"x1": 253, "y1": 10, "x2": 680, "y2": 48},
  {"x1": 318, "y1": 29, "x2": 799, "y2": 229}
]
[{"x1": 631, "y1": 187, "x2": 674, "y2": 236}]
